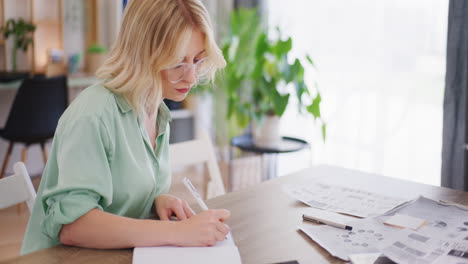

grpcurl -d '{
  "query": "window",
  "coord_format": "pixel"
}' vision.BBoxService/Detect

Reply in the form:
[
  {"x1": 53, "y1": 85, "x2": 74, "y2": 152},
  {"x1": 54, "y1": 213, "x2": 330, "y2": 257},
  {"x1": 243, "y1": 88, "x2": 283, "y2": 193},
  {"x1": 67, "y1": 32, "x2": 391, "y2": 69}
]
[{"x1": 268, "y1": 0, "x2": 448, "y2": 185}]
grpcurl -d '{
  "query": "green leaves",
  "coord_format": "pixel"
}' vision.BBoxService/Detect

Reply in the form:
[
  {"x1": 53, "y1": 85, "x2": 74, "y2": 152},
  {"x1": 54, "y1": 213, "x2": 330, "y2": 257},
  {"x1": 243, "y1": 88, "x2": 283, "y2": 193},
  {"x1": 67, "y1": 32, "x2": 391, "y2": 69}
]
[
  {"x1": 220, "y1": 8, "x2": 326, "y2": 141},
  {"x1": 0, "y1": 18, "x2": 36, "y2": 71},
  {"x1": 307, "y1": 93, "x2": 321, "y2": 120},
  {"x1": 87, "y1": 44, "x2": 108, "y2": 54}
]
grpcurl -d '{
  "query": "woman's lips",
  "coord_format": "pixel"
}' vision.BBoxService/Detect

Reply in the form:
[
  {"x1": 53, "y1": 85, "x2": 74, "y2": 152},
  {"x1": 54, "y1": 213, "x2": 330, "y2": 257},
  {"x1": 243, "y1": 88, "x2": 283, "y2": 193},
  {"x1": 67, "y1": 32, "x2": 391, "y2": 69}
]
[{"x1": 176, "y1": 88, "x2": 190, "y2": 94}]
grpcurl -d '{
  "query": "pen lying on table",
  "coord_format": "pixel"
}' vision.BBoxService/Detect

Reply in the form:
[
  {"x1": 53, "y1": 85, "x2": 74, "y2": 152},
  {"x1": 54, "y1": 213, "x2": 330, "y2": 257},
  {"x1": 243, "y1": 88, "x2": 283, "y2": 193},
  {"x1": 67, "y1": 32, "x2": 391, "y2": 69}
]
[{"x1": 302, "y1": 214, "x2": 353, "y2": 231}]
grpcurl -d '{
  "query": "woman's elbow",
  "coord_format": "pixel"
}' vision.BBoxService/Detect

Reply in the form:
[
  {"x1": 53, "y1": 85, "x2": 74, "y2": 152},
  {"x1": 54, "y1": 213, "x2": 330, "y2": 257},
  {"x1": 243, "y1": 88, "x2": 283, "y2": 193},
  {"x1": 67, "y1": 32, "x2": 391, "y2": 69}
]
[{"x1": 59, "y1": 223, "x2": 78, "y2": 246}]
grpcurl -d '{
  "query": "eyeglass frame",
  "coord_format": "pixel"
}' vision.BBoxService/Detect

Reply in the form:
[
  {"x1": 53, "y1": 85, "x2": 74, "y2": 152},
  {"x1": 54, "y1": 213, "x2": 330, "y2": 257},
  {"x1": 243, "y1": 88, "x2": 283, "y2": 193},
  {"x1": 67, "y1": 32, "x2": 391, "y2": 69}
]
[{"x1": 164, "y1": 57, "x2": 212, "y2": 84}]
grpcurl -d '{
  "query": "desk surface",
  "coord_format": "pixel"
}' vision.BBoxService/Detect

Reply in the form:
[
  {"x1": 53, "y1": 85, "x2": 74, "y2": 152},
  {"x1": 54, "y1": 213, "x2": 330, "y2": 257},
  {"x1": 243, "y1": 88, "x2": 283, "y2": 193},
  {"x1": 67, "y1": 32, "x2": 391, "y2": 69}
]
[{"x1": 4, "y1": 165, "x2": 467, "y2": 264}]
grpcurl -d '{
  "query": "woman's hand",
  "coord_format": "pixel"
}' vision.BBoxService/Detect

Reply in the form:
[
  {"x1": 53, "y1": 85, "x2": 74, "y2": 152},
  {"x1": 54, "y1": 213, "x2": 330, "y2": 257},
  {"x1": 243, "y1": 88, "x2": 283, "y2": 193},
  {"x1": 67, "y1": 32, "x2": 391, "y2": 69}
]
[
  {"x1": 173, "y1": 209, "x2": 231, "y2": 247},
  {"x1": 155, "y1": 194, "x2": 195, "y2": 221}
]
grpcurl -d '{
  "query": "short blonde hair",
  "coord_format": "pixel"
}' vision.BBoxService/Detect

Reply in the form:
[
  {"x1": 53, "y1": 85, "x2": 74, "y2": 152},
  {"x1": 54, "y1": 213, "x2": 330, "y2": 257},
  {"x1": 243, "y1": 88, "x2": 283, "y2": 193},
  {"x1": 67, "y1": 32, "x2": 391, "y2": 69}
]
[{"x1": 96, "y1": 0, "x2": 226, "y2": 116}]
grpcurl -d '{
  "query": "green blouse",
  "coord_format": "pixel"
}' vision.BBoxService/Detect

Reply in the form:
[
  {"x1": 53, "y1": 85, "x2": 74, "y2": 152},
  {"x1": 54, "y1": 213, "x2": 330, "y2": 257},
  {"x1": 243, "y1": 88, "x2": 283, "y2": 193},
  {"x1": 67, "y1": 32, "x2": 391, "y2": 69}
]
[{"x1": 21, "y1": 83, "x2": 172, "y2": 255}]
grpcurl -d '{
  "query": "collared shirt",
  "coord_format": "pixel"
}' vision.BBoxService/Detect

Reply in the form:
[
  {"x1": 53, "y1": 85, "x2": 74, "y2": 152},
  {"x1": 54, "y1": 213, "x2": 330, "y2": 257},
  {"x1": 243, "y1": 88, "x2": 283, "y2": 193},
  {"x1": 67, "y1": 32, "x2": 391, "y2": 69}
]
[{"x1": 21, "y1": 83, "x2": 172, "y2": 255}]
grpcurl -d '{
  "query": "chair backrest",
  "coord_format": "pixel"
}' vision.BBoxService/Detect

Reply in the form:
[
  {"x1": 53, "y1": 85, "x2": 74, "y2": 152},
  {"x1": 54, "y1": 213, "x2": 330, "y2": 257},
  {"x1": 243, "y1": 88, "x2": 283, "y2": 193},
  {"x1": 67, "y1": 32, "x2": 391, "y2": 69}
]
[
  {"x1": 3, "y1": 75, "x2": 68, "y2": 143},
  {"x1": 0, "y1": 162, "x2": 36, "y2": 213},
  {"x1": 169, "y1": 131, "x2": 226, "y2": 199}
]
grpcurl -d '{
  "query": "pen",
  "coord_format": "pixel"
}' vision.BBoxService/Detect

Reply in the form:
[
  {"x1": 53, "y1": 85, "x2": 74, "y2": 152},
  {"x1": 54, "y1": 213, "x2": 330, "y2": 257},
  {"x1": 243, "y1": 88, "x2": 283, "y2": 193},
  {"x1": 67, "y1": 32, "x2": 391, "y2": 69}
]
[
  {"x1": 183, "y1": 177, "x2": 209, "y2": 211},
  {"x1": 183, "y1": 177, "x2": 230, "y2": 241},
  {"x1": 302, "y1": 214, "x2": 353, "y2": 230}
]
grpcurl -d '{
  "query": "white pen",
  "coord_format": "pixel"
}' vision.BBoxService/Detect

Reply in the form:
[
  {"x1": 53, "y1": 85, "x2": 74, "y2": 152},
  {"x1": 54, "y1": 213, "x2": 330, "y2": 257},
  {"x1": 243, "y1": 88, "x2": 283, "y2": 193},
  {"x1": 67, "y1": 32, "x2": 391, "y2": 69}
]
[
  {"x1": 184, "y1": 177, "x2": 230, "y2": 241},
  {"x1": 183, "y1": 177, "x2": 209, "y2": 211},
  {"x1": 303, "y1": 214, "x2": 353, "y2": 230}
]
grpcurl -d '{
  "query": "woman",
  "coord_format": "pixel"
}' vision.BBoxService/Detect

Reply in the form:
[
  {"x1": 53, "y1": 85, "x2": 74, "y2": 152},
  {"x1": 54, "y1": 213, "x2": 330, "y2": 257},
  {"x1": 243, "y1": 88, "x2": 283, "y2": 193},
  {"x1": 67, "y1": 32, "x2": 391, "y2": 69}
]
[{"x1": 21, "y1": 0, "x2": 230, "y2": 255}]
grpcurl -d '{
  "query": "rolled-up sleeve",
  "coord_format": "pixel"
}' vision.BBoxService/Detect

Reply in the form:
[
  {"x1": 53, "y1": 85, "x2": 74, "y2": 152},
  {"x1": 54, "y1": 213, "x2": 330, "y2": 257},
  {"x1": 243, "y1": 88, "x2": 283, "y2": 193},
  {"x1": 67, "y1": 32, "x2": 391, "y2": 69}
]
[{"x1": 40, "y1": 116, "x2": 114, "y2": 240}]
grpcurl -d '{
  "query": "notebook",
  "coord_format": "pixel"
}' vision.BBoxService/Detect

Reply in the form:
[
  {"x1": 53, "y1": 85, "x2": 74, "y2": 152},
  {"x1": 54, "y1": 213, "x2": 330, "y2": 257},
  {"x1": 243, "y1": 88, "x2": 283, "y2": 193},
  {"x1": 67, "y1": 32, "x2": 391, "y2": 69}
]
[{"x1": 132, "y1": 233, "x2": 241, "y2": 264}]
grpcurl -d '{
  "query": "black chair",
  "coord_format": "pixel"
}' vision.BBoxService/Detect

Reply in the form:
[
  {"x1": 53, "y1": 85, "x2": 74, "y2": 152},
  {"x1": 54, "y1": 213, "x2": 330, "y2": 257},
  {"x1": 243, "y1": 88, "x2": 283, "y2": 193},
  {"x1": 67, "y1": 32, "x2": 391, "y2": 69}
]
[{"x1": 0, "y1": 75, "x2": 68, "y2": 178}]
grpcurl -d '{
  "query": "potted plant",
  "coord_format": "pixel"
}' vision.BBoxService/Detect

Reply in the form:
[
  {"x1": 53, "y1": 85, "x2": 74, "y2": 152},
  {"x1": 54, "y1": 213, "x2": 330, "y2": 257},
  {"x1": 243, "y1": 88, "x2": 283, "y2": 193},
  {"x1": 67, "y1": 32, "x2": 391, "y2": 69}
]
[
  {"x1": 221, "y1": 8, "x2": 325, "y2": 148},
  {"x1": 86, "y1": 43, "x2": 108, "y2": 74},
  {"x1": 0, "y1": 18, "x2": 36, "y2": 73}
]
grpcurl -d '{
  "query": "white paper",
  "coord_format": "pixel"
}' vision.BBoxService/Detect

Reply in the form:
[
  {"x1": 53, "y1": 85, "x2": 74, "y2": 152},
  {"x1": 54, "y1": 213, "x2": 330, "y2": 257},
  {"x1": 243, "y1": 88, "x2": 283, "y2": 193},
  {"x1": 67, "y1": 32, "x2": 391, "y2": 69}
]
[
  {"x1": 378, "y1": 229, "x2": 463, "y2": 264},
  {"x1": 384, "y1": 213, "x2": 427, "y2": 230},
  {"x1": 132, "y1": 233, "x2": 241, "y2": 264},
  {"x1": 284, "y1": 182, "x2": 409, "y2": 218},
  {"x1": 434, "y1": 241, "x2": 468, "y2": 264},
  {"x1": 303, "y1": 207, "x2": 358, "y2": 225},
  {"x1": 299, "y1": 218, "x2": 397, "y2": 261},
  {"x1": 381, "y1": 197, "x2": 468, "y2": 241},
  {"x1": 377, "y1": 197, "x2": 468, "y2": 264}
]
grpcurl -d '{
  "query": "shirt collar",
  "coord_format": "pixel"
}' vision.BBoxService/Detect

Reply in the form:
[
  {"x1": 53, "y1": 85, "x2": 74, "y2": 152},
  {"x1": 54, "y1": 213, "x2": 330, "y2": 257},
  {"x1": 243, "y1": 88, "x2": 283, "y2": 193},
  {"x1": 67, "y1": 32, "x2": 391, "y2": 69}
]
[
  {"x1": 114, "y1": 92, "x2": 172, "y2": 133},
  {"x1": 157, "y1": 101, "x2": 172, "y2": 136},
  {"x1": 114, "y1": 93, "x2": 132, "y2": 113}
]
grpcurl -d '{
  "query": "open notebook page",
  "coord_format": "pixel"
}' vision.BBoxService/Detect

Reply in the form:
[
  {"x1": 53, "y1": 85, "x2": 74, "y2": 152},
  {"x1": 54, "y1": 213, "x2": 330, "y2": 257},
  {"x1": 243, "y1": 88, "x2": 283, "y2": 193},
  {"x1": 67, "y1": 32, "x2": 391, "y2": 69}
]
[{"x1": 132, "y1": 233, "x2": 241, "y2": 264}]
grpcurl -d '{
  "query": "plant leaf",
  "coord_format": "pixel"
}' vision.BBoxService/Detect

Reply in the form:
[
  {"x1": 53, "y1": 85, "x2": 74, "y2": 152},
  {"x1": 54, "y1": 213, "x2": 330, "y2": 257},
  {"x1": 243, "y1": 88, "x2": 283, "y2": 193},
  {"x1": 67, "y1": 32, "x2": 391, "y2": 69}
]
[
  {"x1": 322, "y1": 123, "x2": 327, "y2": 141},
  {"x1": 272, "y1": 89, "x2": 289, "y2": 116},
  {"x1": 307, "y1": 93, "x2": 321, "y2": 119},
  {"x1": 306, "y1": 54, "x2": 316, "y2": 69}
]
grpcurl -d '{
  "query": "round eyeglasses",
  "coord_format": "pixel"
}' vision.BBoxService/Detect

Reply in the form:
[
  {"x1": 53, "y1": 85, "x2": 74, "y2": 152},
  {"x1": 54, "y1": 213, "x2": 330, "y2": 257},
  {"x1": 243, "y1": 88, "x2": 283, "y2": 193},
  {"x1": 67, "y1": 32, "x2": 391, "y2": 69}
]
[{"x1": 166, "y1": 57, "x2": 212, "y2": 85}]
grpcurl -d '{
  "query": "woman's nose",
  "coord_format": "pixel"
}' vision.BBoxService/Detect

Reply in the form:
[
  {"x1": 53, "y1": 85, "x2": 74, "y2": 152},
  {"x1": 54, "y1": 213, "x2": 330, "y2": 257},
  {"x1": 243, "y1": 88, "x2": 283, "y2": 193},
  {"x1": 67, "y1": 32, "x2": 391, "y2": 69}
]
[{"x1": 183, "y1": 66, "x2": 197, "y2": 84}]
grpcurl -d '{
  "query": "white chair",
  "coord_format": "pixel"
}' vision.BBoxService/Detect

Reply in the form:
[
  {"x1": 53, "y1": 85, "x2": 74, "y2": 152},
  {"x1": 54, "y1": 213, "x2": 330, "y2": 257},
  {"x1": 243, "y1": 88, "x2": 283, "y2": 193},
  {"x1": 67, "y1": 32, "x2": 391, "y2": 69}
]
[
  {"x1": 0, "y1": 162, "x2": 36, "y2": 213},
  {"x1": 169, "y1": 131, "x2": 226, "y2": 199}
]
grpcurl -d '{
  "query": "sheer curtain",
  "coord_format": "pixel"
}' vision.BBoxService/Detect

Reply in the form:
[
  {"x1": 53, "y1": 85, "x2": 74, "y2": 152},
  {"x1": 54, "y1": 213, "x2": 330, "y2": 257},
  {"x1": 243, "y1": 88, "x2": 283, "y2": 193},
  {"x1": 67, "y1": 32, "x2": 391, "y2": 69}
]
[{"x1": 267, "y1": 0, "x2": 448, "y2": 185}]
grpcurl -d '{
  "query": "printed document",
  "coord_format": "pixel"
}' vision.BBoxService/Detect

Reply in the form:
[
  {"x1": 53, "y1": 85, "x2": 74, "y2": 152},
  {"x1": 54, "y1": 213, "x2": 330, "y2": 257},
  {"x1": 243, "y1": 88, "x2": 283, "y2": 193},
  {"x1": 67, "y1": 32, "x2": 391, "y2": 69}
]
[
  {"x1": 300, "y1": 196, "x2": 468, "y2": 263},
  {"x1": 284, "y1": 182, "x2": 409, "y2": 217}
]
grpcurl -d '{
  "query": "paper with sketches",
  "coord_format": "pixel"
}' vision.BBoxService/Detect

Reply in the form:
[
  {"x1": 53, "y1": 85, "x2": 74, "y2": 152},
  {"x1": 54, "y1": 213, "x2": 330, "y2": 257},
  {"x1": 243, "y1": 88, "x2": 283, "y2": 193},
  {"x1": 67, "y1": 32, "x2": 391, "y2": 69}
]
[
  {"x1": 384, "y1": 213, "x2": 427, "y2": 230},
  {"x1": 377, "y1": 197, "x2": 468, "y2": 264},
  {"x1": 378, "y1": 229, "x2": 468, "y2": 264},
  {"x1": 381, "y1": 197, "x2": 468, "y2": 241},
  {"x1": 284, "y1": 182, "x2": 409, "y2": 217},
  {"x1": 299, "y1": 218, "x2": 396, "y2": 261},
  {"x1": 300, "y1": 197, "x2": 468, "y2": 262},
  {"x1": 132, "y1": 233, "x2": 241, "y2": 264}
]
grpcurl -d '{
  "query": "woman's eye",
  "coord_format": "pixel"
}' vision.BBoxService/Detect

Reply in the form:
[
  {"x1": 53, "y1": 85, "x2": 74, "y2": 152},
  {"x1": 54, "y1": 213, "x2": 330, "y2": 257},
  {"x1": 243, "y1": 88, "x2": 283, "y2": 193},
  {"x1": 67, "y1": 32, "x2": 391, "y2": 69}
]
[{"x1": 174, "y1": 65, "x2": 183, "y2": 69}]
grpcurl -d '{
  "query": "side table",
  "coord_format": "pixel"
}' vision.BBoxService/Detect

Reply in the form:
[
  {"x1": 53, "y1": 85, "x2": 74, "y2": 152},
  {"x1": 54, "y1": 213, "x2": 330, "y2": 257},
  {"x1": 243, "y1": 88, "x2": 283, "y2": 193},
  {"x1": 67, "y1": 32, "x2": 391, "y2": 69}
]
[{"x1": 230, "y1": 134, "x2": 310, "y2": 184}]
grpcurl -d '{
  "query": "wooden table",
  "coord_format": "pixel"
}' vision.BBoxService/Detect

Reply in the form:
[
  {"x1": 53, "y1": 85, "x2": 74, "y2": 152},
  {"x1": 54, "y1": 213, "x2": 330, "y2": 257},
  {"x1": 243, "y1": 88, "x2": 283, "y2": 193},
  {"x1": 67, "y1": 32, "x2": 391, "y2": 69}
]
[{"x1": 4, "y1": 165, "x2": 467, "y2": 264}]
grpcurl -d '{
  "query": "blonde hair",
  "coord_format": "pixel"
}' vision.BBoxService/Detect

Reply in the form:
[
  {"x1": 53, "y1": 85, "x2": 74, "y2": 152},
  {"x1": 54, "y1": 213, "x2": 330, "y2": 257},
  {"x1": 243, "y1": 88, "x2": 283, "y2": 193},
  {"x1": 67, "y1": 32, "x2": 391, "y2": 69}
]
[{"x1": 96, "y1": 0, "x2": 226, "y2": 116}]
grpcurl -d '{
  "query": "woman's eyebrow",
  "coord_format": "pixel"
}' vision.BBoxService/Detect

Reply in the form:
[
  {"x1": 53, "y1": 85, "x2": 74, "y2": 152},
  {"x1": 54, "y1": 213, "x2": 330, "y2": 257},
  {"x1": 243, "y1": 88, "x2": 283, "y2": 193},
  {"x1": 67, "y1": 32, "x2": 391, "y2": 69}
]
[
  {"x1": 195, "y1": 49, "x2": 206, "y2": 57},
  {"x1": 183, "y1": 50, "x2": 206, "y2": 61}
]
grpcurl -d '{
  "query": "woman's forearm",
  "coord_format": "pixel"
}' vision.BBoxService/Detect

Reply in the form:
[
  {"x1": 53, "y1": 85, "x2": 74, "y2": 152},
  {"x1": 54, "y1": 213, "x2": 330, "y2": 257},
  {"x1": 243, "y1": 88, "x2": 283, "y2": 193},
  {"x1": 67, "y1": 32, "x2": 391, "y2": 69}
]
[{"x1": 59, "y1": 209, "x2": 177, "y2": 248}]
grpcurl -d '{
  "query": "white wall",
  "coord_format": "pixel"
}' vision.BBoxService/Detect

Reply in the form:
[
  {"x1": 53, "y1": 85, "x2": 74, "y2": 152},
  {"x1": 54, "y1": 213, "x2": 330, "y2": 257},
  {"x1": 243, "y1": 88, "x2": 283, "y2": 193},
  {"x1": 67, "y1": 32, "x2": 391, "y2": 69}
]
[{"x1": 97, "y1": 0, "x2": 122, "y2": 50}]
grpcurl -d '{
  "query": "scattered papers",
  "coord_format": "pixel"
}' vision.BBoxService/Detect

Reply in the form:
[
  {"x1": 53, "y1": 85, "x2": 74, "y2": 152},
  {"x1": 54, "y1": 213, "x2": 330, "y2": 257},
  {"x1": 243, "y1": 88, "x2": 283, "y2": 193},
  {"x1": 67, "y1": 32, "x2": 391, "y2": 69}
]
[
  {"x1": 300, "y1": 196, "x2": 468, "y2": 262},
  {"x1": 284, "y1": 182, "x2": 409, "y2": 218},
  {"x1": 377, "y1": 197, "x2": 468, "y2": 264},
  {"x1": 384, "y1": 214, "x2": 427, "y2": 230},
  {"x1": 132, "y1": 233, "x2": 241, "y2": 264}
]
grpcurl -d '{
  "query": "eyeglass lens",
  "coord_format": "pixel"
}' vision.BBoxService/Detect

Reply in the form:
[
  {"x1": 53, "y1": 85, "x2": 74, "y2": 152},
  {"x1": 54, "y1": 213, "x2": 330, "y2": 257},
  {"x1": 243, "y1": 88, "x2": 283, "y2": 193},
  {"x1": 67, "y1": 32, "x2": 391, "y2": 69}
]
[{"x1": 167, "y1": 58, "x2": 211, "y2": 84}]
